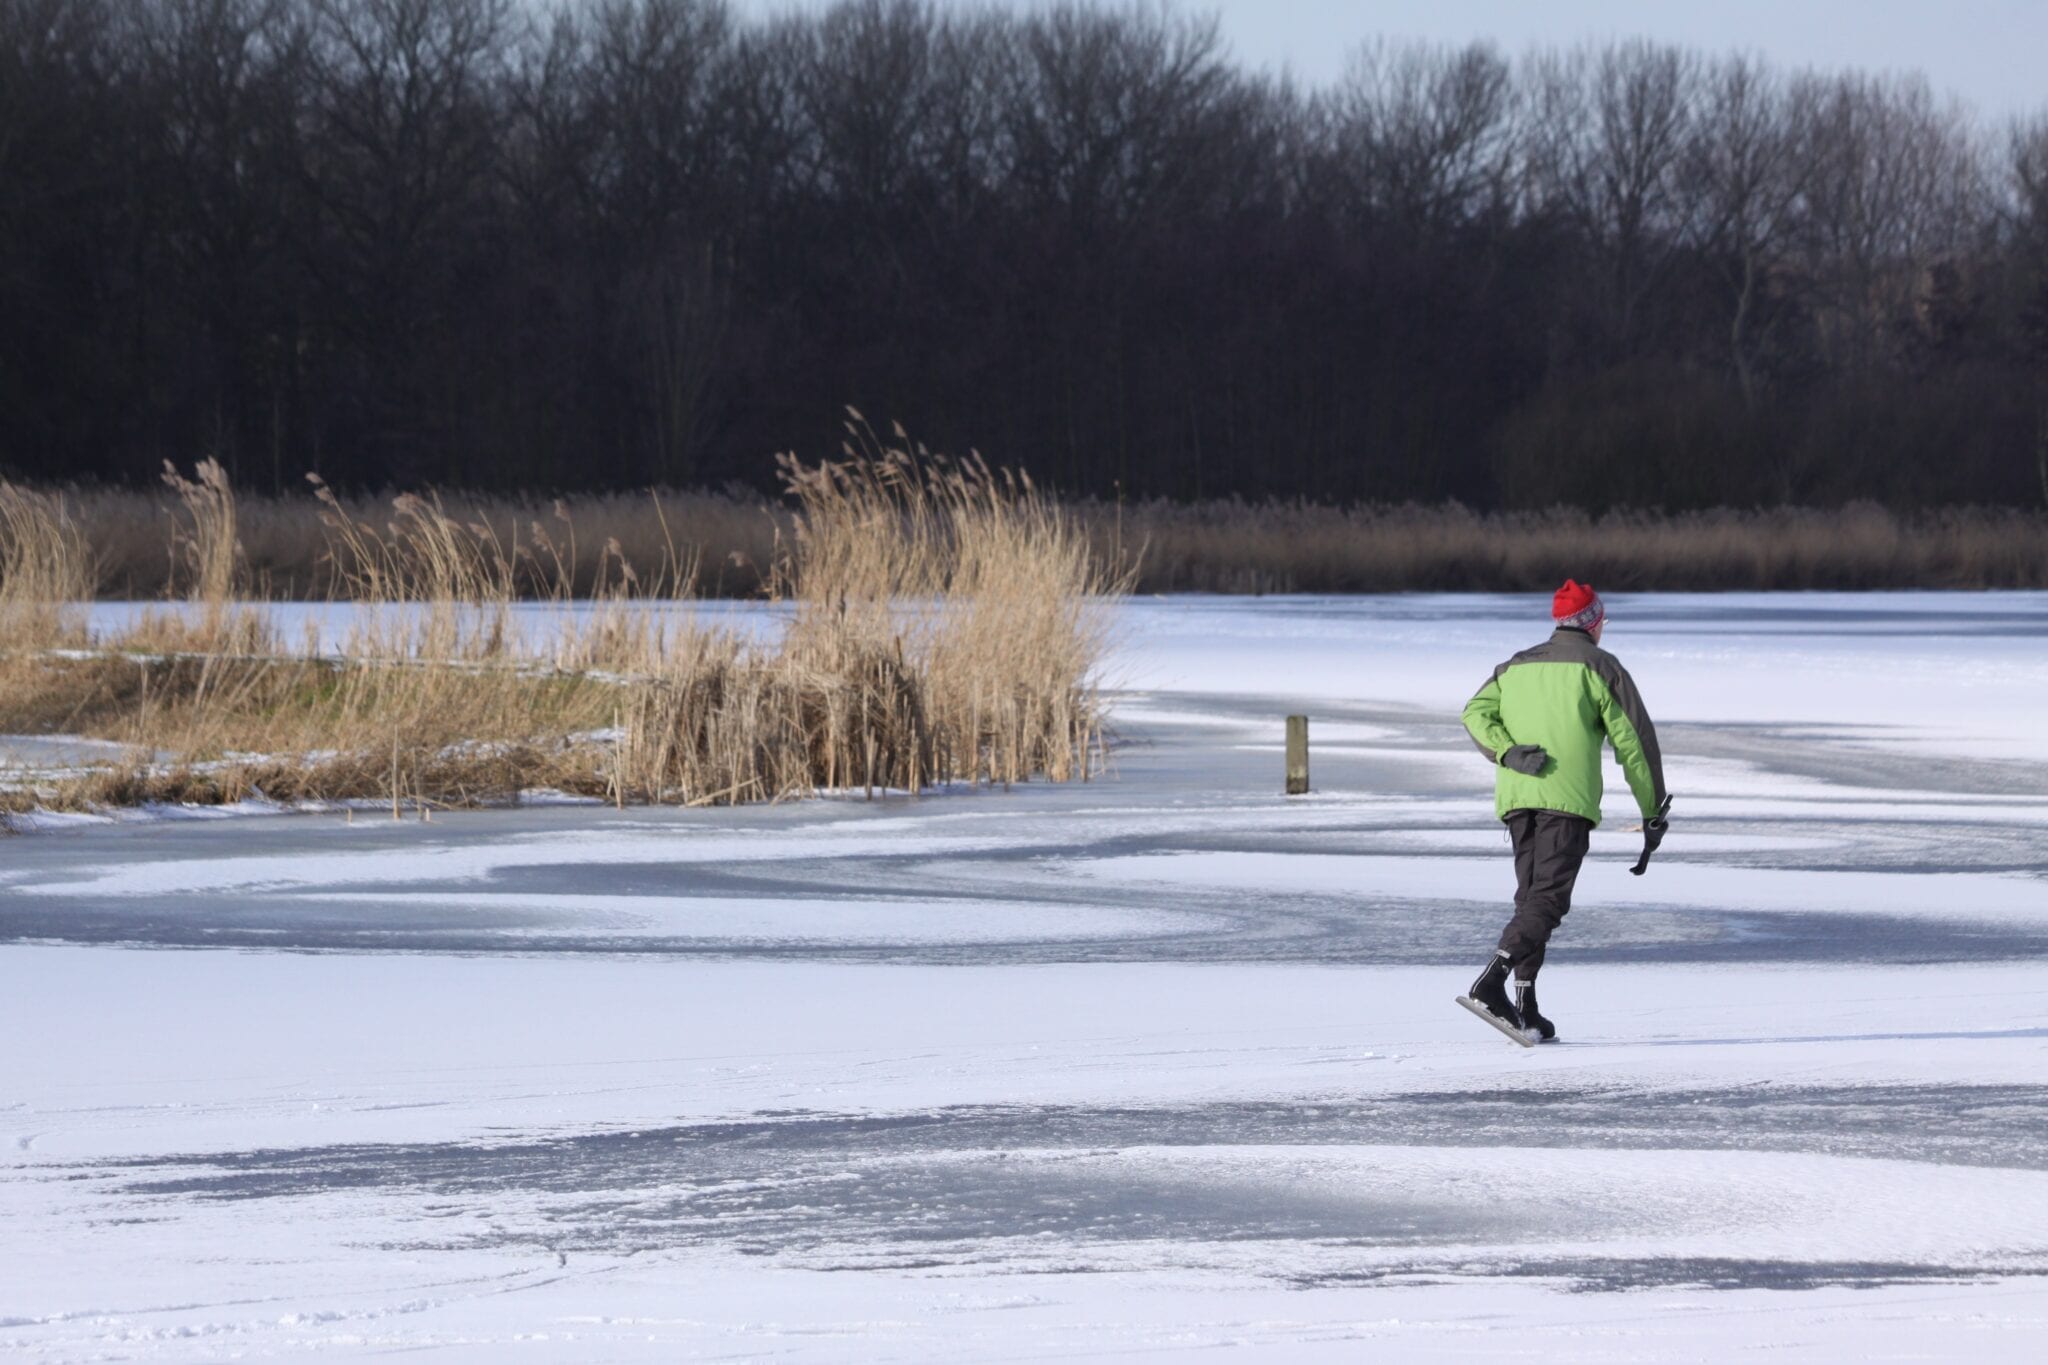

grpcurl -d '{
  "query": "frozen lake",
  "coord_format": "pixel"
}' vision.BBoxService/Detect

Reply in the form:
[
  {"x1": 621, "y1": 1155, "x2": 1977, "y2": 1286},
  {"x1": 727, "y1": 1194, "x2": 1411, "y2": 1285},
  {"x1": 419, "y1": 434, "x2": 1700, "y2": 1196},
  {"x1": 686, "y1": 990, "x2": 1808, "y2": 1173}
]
[{"x1": 4, "y1": 592, "x2": 2047, "y2": 1360}]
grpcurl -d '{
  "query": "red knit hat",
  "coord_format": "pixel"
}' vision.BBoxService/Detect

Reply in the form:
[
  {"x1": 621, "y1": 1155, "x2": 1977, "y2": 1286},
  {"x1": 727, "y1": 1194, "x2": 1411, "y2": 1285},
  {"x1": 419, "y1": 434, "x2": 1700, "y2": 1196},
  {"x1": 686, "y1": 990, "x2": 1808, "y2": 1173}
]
[{"x1": 1552, "y1": 579, "x2": 1604, "y2": 630}]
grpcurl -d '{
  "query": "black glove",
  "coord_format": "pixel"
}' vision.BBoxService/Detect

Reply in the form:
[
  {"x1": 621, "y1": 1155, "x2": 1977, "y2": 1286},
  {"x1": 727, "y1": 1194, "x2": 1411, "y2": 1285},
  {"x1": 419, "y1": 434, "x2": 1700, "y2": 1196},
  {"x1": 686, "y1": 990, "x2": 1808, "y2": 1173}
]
[
  {"x1": 1642, "y1": 816, "x2": 1669, "y2": 854},
  {"x1": 1630, "y1": 796, "x2": 1672, "y2": 876},
  {"x1": 1500, "y1": 744, "x2": 1548, "y2": 776}
]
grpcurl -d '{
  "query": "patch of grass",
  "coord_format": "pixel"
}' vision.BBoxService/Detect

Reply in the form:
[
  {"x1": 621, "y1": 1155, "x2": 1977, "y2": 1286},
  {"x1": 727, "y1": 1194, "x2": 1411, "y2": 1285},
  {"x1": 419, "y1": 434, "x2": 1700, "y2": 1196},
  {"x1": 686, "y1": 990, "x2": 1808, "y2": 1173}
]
[{"x1": 1, "y1": 423, "x2": 1117, "y2": 819}]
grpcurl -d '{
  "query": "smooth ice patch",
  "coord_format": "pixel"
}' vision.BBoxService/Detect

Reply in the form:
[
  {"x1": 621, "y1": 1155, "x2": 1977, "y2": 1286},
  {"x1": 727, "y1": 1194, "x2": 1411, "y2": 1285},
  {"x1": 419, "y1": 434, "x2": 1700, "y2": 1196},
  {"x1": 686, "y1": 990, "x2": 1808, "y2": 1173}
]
[
  {"x1": 314, "y1": 892, "x2": 1212, "y2": 944},
  {"x1": 1064, "y1": 850, "x2": 2048, "y2": 923}
]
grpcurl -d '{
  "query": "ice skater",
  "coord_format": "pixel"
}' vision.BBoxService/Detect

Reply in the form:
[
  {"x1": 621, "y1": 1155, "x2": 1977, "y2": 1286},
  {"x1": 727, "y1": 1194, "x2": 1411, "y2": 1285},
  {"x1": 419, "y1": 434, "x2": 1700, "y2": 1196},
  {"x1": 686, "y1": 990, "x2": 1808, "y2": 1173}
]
[{"x1": 1456, "y1": 580, "x2": 1669, "y2": 1045}]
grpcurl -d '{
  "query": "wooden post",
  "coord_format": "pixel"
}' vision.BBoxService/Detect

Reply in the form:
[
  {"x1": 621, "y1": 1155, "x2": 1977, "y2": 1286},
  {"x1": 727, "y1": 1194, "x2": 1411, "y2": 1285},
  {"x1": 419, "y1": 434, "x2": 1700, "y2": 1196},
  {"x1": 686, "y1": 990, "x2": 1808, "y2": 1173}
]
[{"x1": 1285, "y1": 715, "x2": 1309, "y2": 795}]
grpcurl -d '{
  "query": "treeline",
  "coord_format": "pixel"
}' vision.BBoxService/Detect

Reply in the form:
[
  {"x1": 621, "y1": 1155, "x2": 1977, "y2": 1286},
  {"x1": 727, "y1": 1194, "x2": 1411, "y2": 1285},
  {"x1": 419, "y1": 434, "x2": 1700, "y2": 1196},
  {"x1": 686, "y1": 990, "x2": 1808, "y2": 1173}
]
[{"x1": 4, "y1": 0, "x2": 2047, "y2": 509}]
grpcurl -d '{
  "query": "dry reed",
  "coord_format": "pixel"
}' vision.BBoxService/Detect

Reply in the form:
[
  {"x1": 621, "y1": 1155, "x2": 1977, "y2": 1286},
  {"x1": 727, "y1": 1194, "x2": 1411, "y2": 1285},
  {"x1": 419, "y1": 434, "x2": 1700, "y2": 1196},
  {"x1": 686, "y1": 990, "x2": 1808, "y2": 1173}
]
[
  {"x1": 1080, "y1": 499, "x2": 2048, "y2": 593},
  {"x1": 0, "y1": 436, "x2": 1117, "y2": 820},
  {"x1": 773, "y1": 415, "x2": 1124, "y2": 791},
  {"x1": 74, "y1": 481, "x2": 784, "y2": 601},
  {"x1": 0, "y1": 483, "x2": 92, "y2": 648},
  {"x1": 39, "y1": 482, "x2": 2048, "y2": 599}
]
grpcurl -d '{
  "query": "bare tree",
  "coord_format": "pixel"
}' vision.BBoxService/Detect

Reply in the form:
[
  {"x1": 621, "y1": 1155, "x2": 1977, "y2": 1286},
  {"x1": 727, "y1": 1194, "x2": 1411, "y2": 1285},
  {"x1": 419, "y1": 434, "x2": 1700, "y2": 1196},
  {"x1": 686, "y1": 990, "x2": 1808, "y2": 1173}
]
[
  {"x1": 132, "y1": 0, "x2": 311, "y2": 486},
  {"x1": 297, "y1": 0, "x2": 509, "y2": 296},
  {"x1": 0, "y1": 0, "x2": 137, "y2": 476},
  {"x1": 501, "y1": 3, "x2": 598, "y2": 234},
  {"x1": 1523, "y1": 40, "x2": 1699, "y2": 350},
  {"x1": 578, "y1": 0, "x2": 737, "y2": 481},
  {"x1": 295, "y1": 0, "x2": 511, "y2": 477},
  {"x1": 1789, "y1": 71, "x2": 1986, "y2": 373},
  {"x1": 919, "y1": 7, "x2": 1017, "y2": 233},
  {"x1": 2008, "y1": 114, "x2": 2048, "y2": 505},
  {"x1": 1327, "y1": 39, "x2": 1515, "y2": 234},
  {"x1": 584, "y1": 0, "x2": 732, "y2": 246},
  {"x1": 1681, "y1": 52, "x2": 1803, "y2": 406},
  {"x1": 2008, "y1": 113, "x2": 2048, "y2": 321},
  {"x1": 797, "y1": 0, "x2": 939, "y2": 211},
  {"x1": 1002, "y1": 3, "x2": 1236, "y2": 237},
  {"x1": 2014, "y1": 116, "x2": 2048, "y2": 251},
  {"x1": 712, "y1": 11, "x2": 808, "y2": 231}
]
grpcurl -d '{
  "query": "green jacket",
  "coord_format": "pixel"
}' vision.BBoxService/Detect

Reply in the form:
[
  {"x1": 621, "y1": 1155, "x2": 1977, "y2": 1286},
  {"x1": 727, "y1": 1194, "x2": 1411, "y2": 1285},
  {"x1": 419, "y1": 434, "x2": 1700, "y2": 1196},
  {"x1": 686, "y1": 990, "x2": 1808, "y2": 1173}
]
[{"x1": 1462, "y1": 627, "x2": 1666, "y2": 827}]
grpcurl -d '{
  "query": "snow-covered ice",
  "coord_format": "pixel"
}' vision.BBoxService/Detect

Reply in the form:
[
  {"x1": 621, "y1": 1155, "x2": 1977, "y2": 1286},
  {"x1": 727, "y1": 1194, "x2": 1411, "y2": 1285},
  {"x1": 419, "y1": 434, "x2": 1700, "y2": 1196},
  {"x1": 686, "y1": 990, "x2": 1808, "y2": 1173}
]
[{"x1": 4, "y1": 591, "x2": 2047, "y2": 1361}]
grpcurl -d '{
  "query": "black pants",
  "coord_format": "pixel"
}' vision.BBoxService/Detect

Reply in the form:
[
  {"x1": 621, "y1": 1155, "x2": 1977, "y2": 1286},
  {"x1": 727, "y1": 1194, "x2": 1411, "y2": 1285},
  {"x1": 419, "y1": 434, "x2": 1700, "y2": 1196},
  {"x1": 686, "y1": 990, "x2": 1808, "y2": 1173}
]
[{"x1": 1495, "y1": 809, "x2": 1592, "y2": 981}]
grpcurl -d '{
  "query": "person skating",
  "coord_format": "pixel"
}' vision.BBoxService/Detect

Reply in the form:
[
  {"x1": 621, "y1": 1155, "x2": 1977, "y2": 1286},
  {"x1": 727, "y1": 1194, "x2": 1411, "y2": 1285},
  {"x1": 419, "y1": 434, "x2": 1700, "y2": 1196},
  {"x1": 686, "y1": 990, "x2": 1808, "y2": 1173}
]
[{"x1": 1456, "y1": 580, "x2": 1669, "y2": 1045}]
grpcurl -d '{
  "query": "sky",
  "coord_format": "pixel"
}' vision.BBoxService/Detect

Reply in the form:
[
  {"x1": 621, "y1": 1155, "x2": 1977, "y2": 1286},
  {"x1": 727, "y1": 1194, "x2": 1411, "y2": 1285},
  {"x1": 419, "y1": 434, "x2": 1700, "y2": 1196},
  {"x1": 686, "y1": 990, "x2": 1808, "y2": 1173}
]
[
  {"x1": 737, "y1": 0, "x2": 2048, "y2": 123},
  {"x1": 1210, "y1": 0, "x2": 2046, "y2": 118}
]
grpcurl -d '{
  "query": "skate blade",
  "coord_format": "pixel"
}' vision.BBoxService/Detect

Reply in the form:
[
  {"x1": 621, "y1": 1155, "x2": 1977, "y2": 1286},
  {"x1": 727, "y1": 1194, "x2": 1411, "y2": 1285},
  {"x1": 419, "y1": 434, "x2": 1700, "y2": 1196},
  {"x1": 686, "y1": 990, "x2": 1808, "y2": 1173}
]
[{"x1": 1454, "y1": 994, "x2": 1537, "y2": 1048}]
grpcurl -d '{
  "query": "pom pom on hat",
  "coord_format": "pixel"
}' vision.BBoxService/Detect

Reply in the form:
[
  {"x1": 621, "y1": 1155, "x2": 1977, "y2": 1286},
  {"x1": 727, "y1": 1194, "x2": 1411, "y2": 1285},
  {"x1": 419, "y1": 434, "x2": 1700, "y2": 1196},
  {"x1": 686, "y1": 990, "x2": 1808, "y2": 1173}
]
[{"x1": 1552, "y1": 579, "x2": 1604, "y2": 630}]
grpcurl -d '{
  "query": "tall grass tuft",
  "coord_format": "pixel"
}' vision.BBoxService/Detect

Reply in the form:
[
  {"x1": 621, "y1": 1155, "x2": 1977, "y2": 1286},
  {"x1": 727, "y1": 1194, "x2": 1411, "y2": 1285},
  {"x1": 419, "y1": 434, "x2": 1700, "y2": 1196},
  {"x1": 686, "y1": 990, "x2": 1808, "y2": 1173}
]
[
  {"x1": 0, "y1": 483, "x2": 92, "y2": 648},
  {"x1": 116, "y1": 460, "x2": 276, "y2": 656},
  {"x1": 161, "y1": 458, "x2": 242, "y2": 605},
  {"x1": 774, "y1": 415, "x2": 1124, "y2": 792}
]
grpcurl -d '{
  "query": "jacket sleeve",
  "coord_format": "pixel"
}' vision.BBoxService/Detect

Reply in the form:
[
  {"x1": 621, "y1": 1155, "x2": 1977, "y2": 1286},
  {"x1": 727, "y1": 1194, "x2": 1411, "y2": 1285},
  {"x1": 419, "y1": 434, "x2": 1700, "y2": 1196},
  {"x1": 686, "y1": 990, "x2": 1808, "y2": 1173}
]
[
  {"x1": 1594, "y1": 661, "x2": 1667, "y2": 819},
  {"x1": 1461, "y1": 671, "x2": 1514, "y2": 765}
]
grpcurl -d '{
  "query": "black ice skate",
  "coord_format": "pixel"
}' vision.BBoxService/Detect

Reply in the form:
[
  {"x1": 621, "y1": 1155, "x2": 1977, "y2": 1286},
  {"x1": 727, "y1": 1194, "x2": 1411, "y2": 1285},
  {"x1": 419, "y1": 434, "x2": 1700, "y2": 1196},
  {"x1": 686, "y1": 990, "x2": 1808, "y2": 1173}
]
[
  {"x1": 1513, "y1": 979, "x2": 1556, "y2": 1043},
  {"x1": 1455, "y1": 950, "x2": 1533, "y2": 1048}
]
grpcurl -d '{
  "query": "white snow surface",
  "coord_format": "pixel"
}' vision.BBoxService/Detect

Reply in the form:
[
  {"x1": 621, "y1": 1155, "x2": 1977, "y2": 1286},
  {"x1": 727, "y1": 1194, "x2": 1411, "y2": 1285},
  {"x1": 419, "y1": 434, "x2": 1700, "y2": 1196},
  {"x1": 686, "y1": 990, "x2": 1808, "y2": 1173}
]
[{"x1": 5, "y1": 591, "x2": 2048, "y2": 1361}]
